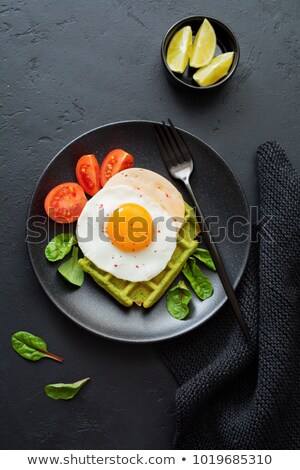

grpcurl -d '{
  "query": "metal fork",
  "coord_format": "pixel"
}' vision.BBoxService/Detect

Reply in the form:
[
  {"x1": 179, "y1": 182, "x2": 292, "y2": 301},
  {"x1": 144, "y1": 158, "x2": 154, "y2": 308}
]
[{"x1": 153, "y1": 119, "x2": 250, "y2": 342}]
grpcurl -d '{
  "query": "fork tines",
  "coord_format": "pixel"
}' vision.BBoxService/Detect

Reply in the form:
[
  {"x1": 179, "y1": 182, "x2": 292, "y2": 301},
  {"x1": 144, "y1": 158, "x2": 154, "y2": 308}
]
[{"x1": 153, "y1": 120, "x2": 191, "y2": 168}]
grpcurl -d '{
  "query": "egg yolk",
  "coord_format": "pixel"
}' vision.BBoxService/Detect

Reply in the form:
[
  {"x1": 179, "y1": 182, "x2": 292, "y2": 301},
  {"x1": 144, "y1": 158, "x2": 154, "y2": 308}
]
[{"x1": 106, "y1": 203, "x2": 153, "y2": 252}]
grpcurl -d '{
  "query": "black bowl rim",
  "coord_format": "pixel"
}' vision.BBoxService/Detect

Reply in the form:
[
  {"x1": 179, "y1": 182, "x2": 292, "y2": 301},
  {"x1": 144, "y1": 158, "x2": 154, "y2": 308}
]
[{"x1": 161, "y1": 15, "x2": 240, "y2": 90}]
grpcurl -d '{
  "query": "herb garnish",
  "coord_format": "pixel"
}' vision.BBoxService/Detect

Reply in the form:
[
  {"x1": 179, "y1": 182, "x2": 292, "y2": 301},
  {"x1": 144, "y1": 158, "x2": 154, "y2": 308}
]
[
  {"x1": 44, "y1": 377, "x2": 90, "y2": 400},
  {"x1": 182, "y1": 257, "x2": 213, "y2": 300},
  {"x1": 166, "y1": 280, "x2": 192, "y2": 320},
  {"x1": 11, "y1": 331, "x2": 64, "y2": 362},
  {"x1": 193, "y1": 247, "x2": 216, "y2": 271},
  {"x1": 45, "y1": 233, "x2": 77, "y2": 262},
  {"x1": 58, "y1": 246, "x2": 84, "y2": 286}
]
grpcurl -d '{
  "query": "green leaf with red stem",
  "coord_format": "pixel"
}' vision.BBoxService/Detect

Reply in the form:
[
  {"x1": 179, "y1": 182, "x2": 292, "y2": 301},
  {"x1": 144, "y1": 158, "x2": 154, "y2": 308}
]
[{"x1": 11, "y1": 331, "x2": 64, "y2": 362}]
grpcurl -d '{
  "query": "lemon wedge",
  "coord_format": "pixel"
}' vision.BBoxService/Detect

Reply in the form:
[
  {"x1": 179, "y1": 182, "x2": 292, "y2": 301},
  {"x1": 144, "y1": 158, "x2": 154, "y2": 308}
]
[
  {"x1": 193, "y1": 52, "x2": 234, "y2": 87},
  {"x1": 167, "y1": 26, "x2": 192, "y2": 74},
  {"x1": 190, "y1": 19, "x2": 216, "y2": 68}
]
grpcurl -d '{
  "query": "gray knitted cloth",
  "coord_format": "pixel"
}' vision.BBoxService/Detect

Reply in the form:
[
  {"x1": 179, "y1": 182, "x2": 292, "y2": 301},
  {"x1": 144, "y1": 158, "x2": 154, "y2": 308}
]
[{"x1": 159, "y1": 141, "x2": 300, "y2": 449}]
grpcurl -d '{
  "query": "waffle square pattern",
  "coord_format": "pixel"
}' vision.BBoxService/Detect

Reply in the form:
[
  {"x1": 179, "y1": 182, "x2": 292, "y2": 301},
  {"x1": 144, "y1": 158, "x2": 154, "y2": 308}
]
[{"x1": 78, "y1": 203, "x2": 199, "y2": 308}]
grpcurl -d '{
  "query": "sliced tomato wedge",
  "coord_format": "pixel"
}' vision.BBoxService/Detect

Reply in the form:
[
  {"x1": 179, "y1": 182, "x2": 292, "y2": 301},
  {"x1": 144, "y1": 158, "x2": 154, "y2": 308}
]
[
  {"x1": 100, "y1": 149, "x2": 134, "y2": 186},
  {"x1": 44, "y1": 182, "x2": 87, "y2": 224},
  {"x1": 76, "y1": 154, "x2": 101, "y2": 196}
]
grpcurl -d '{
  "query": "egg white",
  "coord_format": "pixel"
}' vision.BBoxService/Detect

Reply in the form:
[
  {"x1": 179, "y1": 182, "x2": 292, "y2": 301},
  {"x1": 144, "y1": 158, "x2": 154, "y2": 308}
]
[{"x1": 76, "y1": 185, "x2": 178, "y2": 282}]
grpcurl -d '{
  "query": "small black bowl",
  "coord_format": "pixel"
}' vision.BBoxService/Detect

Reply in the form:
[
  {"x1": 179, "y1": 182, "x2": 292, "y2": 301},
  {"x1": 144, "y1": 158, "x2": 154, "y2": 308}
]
[{"x1": 161, "y1": 16, "x2": 240, "y2": 91}]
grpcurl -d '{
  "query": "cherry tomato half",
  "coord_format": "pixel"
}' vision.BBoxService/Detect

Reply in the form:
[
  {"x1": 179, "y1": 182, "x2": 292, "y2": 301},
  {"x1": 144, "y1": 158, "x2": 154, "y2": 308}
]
[
  {"x1": 44, "y1": 182, "x2": 87, "y2": 224},
  {"x1": 100, "y1": 149, "x2": 134, "y2": 187},
  {"x1": 76, "y1": 154, "x2": 101, "y2": 196}
]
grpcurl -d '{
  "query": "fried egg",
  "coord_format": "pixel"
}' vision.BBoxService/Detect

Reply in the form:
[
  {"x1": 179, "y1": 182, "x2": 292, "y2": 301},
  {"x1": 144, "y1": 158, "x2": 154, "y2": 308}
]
[
  {"x1": 105, "y1": 168, "x2": 185, "y2": 231},
  {"x1": 76, "y1": 185, "x2": 178, "y2": 282}
]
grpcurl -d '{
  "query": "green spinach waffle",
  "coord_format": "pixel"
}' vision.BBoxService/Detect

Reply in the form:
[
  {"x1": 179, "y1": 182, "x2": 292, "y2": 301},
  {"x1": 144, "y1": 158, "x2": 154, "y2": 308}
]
[{"x1": 78, "y1": 203, "x2": 200, "y2": 308}]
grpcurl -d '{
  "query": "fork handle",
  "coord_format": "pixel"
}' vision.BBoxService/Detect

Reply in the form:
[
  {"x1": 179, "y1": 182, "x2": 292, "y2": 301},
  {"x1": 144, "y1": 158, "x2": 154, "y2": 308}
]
[{"x1": 185, "y1": 182, "x2": 250, "y2": 342}]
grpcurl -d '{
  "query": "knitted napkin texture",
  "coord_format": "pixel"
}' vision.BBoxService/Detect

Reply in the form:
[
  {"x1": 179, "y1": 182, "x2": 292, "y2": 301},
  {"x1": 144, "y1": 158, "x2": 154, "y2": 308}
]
[{"x1": 159, "y1": 141, "x2": 300, "y2": 449}]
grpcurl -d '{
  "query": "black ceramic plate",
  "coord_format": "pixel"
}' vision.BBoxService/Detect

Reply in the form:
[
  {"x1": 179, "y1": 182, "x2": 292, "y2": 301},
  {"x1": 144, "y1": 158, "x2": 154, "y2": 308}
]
[{"x1": 27, "y1": 121, "x2": 250, "y2": 343}]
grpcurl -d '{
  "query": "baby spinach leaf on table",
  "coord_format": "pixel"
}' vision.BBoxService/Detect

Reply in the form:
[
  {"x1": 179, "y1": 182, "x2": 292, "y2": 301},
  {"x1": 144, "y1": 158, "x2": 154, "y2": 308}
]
[
  {"x1": 58, "y1": 246, "x2": 84, "y2": 287},
  {"x1": 183, "y1": 257, "x2": 213, "y2": 300},
  {"x1": 193, "y1": 248, "x2": 216, "y2": 271},
  {"x1": 166, "y1": 280, "x2": 192, "y2": 320},
  {"x1": 44, "y1": 377, "x2": 90, "y2": 400},
  {"x1": 11, "y1": 331, "x2": 64, "y2": 362},
  {"x1": 45, "y1": 233, "x2": 77, "y2": 262}
]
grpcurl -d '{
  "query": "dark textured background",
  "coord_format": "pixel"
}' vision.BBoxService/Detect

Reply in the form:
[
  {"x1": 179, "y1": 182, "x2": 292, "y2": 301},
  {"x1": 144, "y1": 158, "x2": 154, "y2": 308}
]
[{"x1": 1, "y1": 0, "x2": 299, "y2": 450}]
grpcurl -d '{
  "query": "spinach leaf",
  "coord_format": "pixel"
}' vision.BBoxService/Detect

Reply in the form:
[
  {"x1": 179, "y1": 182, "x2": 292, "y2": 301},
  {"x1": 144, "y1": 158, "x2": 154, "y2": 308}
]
[
  {"x1": 58, "y1": 246, "x2": 84, "y2": 287},
  {"x1": 45, "y1": 377, "x2": 90, "y2": 400},
  {"x1": 183, "y1": 257, "x2": 213, "y2": 300},
  {"x1": 45, "y1": 233, "x2": 77, "y2": 262},
  {"x1": 166, "y1": 280, "x2": 192, "y2": 320},
  {"x1": 11, "y1": 331, "x2": 64, "y2": 362},
  {"x1": 193, "y1": 248, "x2": 216, "y2": 271}
]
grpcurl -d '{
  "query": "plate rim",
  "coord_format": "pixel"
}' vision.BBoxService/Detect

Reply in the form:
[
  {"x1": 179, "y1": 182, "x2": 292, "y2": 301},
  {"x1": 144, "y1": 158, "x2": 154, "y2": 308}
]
[{"x1": 27, "y1": 119, "x2": 251, "y2": 343}]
